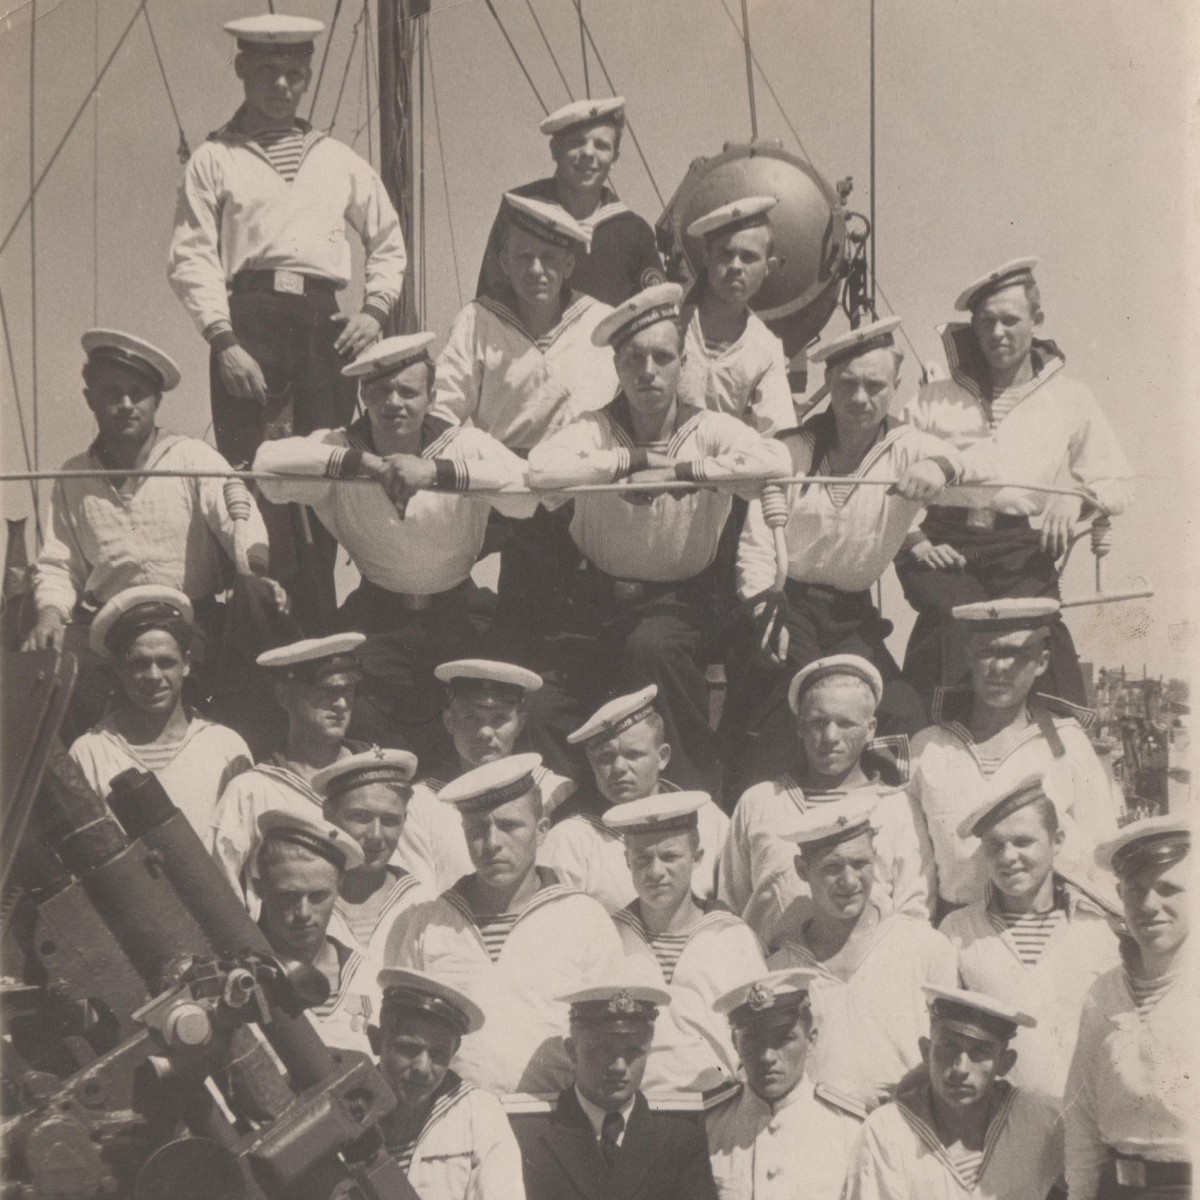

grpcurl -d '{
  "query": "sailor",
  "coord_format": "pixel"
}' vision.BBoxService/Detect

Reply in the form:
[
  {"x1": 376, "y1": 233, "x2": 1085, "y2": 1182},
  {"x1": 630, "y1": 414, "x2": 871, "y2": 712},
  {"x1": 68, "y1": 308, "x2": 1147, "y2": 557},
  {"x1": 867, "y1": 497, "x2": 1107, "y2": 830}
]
[
  {"x1": 513, "y1": 969, "x2": 719, "y2": 1200},
  {"x1": 940, "y1": 774, "x2": 1122, "y2": 1108},
  {"x1": 606, "y1": 792, "x2": 766, "y2": 1093},
  {"x1": 252, "y1": 334, "x2": 536, "y2": 765},
  {"x1": 254, "y1": 809, "x2": 377, "y2": 1055},
  {"x1": 767, "y1": 799, "x2": 958, "y2": 1111},
  {"x1": 897, "y1": 258, "x2": 1133, "y2": 707},
  {"x1": 371, "y1": 968, "x2": 527, "y2": 1199},
  {"x1": 315, "y1": 748, "x2": 431, "y2": 961},
  {"x1": 723, "y1": 316, "x2": 994, "y2": 791},
  {"x1": 719, "y1": 655, "x2": 935, "y2": 949},
  {"x1": 396, "y1": 659, "x2": 576, "y2": 894},
  {"x1": 846, "y1": 986, "x2": 1063, "y2": 1200},
  {"x1": 1064, "y1": 816, "x2": 1195, "y2": 1200},
  {"x1": 541, "y1": 687, "x2": 730, "y2": 910},
  {"x1": 209, "y1": 633, "x2": 366, "y2": 900},
  {"x1": 69, "y1": 586, "x2": 251, "y2": 839},
  {"x1": 907, "y1": 598, "x2": 1122, "y2": 916},
  {"x1": 24, "y1": 331, "x2": 284, "y2": 696},
  {"x1": 528, "y1": 283, "x2": 791, "y2": 794},
  {"x1": 168, "y1": 13, "x2": 407, "y2": 627},
  {"x1": 706, "y1": 969, "x2": 865, "y2": 1200},
  {"x1": 384, "y1": 754, "x2": 622, "y2": 1094},
  {"x1": 678, "y1": 197, "x2": 795, "y2": 436},
  {"x1": 475, "y1": 96, "x2": 665, "y2": 307}
]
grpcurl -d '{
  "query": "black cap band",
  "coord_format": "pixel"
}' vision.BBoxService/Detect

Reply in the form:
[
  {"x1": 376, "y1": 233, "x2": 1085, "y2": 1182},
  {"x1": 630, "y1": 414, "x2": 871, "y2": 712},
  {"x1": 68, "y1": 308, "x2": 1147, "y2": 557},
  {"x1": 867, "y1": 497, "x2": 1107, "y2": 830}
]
[
  {"x1": 582, "y1": 703, "x2": 657, "y2": 750},
  {"x1": 236, "y1": 39, "x2": 315, "y2": 57},
  {"x1": 611, "y1": 305, "x2": 680, "y2": 351},
  {"x1": 824, "y1": 332, "x2": 896, "y2": 370},
  {"x1": 260, "y1": 828, "x2": 351, "y2": 872},
  {"x1": 929, "y1": 998, "x2": 1016, "y2": 1042},
  {"x1": 107, "y1": 603, "x2": 192, "y2": 657},
  {"x1": 1111, "y1": 831, "x2": 1190, "y2": 878},
  {"x1": 86, "y1": 346, "x2": 165, "y2": 390},
  {"x1": 381, "y1": 989, "x2": 471, "y2": 1037},
  {"x1": 966, "y1": 268, "x2": 1036, "y2": 312},
  {"x1": 504, "y1": 203, "x2": 581, "y2": 252}
]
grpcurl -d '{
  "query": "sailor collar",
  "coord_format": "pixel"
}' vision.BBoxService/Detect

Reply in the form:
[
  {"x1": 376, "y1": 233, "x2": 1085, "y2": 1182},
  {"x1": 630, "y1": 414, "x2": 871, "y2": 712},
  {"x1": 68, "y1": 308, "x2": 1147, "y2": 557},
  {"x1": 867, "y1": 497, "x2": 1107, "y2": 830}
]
[
  {"x1": 601, "y1": 393, "x2": 707, "y2": 450},
  {"x1": 443, "y1": 866, "x2": 576, "y2": 929},
  {"x1": 209, "y1": 106, "x2": 321, "y2": 145},
  {"x1": 526, "y1": 175, "x2": 629, "y2": 230},
  {"x1": 938, "y1": 322, "x2": 1066, "y2": 407},
  {"x1": 475, "y1": 286, "x2": 595, "y2": 350},
  {"x1": 343, "y1": 411, "x2": 457, "y2": 459},
  {"x1": 87, "y1": 429, "x2": 186, "y2": 486},
  {"x1": 792, "y1": 734, "x2": 912, "y2": 794},
  {"x1": 931, "y1": 684, "x2": 1097, "y2": 732}
]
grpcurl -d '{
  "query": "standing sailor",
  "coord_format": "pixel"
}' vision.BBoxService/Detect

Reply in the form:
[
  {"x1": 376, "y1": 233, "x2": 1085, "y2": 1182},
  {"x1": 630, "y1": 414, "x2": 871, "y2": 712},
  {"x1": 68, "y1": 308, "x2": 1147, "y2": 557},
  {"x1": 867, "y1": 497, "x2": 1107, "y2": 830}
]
[
  {"x1": 476, "y1": 97, "x2": 664, "y2": 307},
  {"x1": 168, "y1": 13, "x2": 407, "y2": 627},
  {"x1": 897, "y1": 258, "x2": 1132, "y2": 705}
]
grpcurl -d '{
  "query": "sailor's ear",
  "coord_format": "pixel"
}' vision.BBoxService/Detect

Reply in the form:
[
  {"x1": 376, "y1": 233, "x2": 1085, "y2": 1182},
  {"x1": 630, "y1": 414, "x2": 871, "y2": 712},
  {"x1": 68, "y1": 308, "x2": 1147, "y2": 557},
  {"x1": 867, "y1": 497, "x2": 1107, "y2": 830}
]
[
  {"x1": 367, "y1": 1025, "x2": 382, "y2": 1057},
  {"x1": 918, "y1": 1036, "x2": 931, "y2": 1067},
  {"x1": 997, "y1": 1046, "x2": 1018, "y2": 1078}
]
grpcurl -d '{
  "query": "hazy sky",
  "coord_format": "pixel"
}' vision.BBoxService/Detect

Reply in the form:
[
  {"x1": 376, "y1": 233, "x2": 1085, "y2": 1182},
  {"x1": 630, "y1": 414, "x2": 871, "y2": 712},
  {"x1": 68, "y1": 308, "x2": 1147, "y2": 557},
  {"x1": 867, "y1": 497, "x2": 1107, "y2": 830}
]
[{"x1": 1, "y1": 0, "x2": 1196, "y2": 677}]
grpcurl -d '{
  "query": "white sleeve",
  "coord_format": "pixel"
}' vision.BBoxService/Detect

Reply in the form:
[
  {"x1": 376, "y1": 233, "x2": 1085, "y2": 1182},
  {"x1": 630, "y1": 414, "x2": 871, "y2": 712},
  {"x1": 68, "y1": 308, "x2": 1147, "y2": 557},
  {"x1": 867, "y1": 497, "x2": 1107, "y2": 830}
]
[
  {"x1": 31, "y1": 480, "x2": 86, "y2": 617},
  {"x1": 167, "y1": 147, "x2": 232, "y2": 336},
  {"x1": 343, "y1": 154, "x2": 407, "y2": 321},
  {"x1": 1067, "y1": 394, "x2": 1133, "y2": 515},
  {"x1": 1064, "y1": 1000, "x2": 1106, "y2": 1200},
  {"x1": 716, "y1": 799, "x2": 756, "y2": 919},
  {"x1": 446, "y1": 428, "x2": 538, "y2": 519},
  {"x1": 527, "y1": 413, "x2": 628, "y2": 489},
  {"x1": 430, "y1": 305, "x2": 485, "y2": 428},
  {"x1": 469, "y1": 1094, "x2": 529, "y2": 1200},
  {"x1": 684, "y1": 415, "x2": 791, "y2": 490},
  {"x1": 750, "y1": 335, "x2": 796, "y2": 437},
  {"x1": 735, "y1": 494, "x2": 778, "y2": 599},
  {"x1": 843, "y1": 1118, "x2": 903, "y2": 1200},
  {"x1": 883, "y1": 792, "x2": 937, "y2": 923},
  {"x1": 252, "y1": 432, "x2": 348, "y2": 506}
]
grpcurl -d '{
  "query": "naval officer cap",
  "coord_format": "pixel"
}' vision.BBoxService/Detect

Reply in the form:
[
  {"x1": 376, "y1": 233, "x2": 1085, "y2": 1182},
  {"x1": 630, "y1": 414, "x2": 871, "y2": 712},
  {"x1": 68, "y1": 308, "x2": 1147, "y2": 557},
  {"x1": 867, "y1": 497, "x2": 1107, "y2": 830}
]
[
  {"x1": 954, "y1": 257, "x2": 1039, "y2": 313},
  {"x1": 602, "y1": 791, "x2": 709, "y2": 838},
  {"x1": 592, "y1": 282, "x2": 684, "y2": 349},
  {"x1": 923, "y1": 985, "x2": 1036, "y2": 1043},
  {"x1": 687, "y1": 195, "x2": 778, "y2": 242},
  {"x1": 434, "y1": 659, "x2": 543, "y2": 703},
  {"x1": 89, "y1": 585, "x2": 194, "y2": 658},
  {"x1": 224, "y1": 14, "x2": 324, "y2": 57},
  {"x1": 788, "y1": 654, "x2": 883, "y2": 715},
  {"x1": 568, "y1": 685, "x2": 659, "y2": 749},
  {"x1": 256, "y1": 633, "x2": 366, "y2": 683},
  {"x1": 539, "y1": 95, "x2": 626, "y2": 138},
  {"x1": 313, "y1": 746, "x2": 419, "y2": 803},
  {"x1": 1094, "y1": 813, "x2": 1191, "y2": 878},
  {"x1": 438, "y1": 752, "x2": 543, "y2": 816},
  {"x1": 714, "y1": 969, "x2": 819, "y2": 1031},
  {"x1": 377, "y1": 967, "x2": 485, "y2": 1036},
  {"x1": 502, "y1": 193, "x2": 592, "y2": 253},
  {"x1": 342, "y1": 333, "x2": 437, "y2": 385},
  {"x1": 952, "y1": 597, "x2": 1059, "y2": 640},
  {"x1": 82, "y1": 329, "x2": 182, "y2": 393},
  {"x1": 809, "y1": 316, "x2": 904, "y2": 369},
  {"x1": 957, "y1": 772, "x2": 1059, "y2": 840},
  {"x1": 785, "y1": 797, "x2": 878, "y2": 857},
  {"x1": 257, "y1": 809, "x2": 366, "y2": 873},
  {"x1": 560, "y1": 962, "x2": 671, "y2": 1032}
]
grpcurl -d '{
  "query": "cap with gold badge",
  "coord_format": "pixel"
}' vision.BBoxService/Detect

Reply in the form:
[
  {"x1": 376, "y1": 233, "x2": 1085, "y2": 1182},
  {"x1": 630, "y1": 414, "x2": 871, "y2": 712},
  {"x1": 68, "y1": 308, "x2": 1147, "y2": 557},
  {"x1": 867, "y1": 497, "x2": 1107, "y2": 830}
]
[
  {"x1": 954, "y1": 257, "x2": 1039, "y2": 313},
  {"x1": 560, "y1": 960, "x2": 671, "y2": 1032},
  {"x1": 809, "y1": 316, "x2": 903, "y2": 369},
  {"x1": 89, "y1": 585, "x2": 194, "y2": 659},
  {"x1": 81, "y1": 329, "x2": 182, "y2": 393},
  {"x1": 714, "y1": 969, "x2": 820, "y2": 1031},
  {"x1": 539, "y1": 95, "x2": 626, "y2": 138}
]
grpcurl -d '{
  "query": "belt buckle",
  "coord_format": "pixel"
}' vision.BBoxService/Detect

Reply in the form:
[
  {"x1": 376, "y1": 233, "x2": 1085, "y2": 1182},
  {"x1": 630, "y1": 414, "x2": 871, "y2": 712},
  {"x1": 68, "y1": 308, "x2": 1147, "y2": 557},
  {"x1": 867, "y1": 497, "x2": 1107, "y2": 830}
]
[
  {"x1": 1115, "y1": 1158, "x2": 1147, "y2": 1188},
  {"x1": 273, "y1": 269, "x2": 306, "y2": 295},
  {"x1": 966, "y1": 506, "x2": 996, "y2": 530}
]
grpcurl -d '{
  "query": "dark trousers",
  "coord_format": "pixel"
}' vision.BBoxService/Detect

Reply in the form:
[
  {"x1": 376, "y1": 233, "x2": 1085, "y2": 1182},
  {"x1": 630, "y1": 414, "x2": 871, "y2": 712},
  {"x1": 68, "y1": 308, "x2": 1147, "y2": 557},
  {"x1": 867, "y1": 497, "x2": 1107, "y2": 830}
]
[
  {"x1": 210, "y1": 288, "x2": 359, "y2": 635},
  {"x1": 494, "y1": 504, "x2": 582, "y2": 642},
  {"x1": 895, "y1": 516, "x2": 1086, "y2": 707},
  {"x1": 1098, "y1": 1153, "x2": 1191, "y2": 1199},
  {"x1": 721, "y1": 580, "x2": 926, "y2": 802}
]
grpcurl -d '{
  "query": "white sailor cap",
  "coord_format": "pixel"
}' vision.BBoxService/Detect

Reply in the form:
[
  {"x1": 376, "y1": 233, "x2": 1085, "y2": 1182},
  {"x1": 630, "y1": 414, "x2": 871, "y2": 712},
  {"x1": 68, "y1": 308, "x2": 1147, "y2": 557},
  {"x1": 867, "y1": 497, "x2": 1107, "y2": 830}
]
[
  {"x1": 952, "y1": 598, "x2": 1060, "y2": 640},
  {"x1": 539, "y1": 95, "x2": 626, "y2": 138},
  {"x1": 957, "y1": 772, "x2": 1059, "y2": 840},
  {"x1": 714, "y1": 969, "x2": 820, "y2": 1030},
  {"x1": 560, "y1": 960, "x2": 671, "y2": 1030},
  {"x1": 1094, "y1": 813, "x2": 1191, "y2": 877},
  {"x1": 592, "y1": 282, "x2": 684, "y2": 349},
  {"x1": 313, "y1": 746, "x2": 419, "y2": 802},
  {"x1": 502, "y1": 193, "x2": 591, "y2": 253},
  {"x1": 434, "y1": 659, "x2": 543, "y2": 701},
  {"x1": 784, "y1": 798, "x2": 878, "y2": 855},
  {"x1": 377, "y1": 968, "x2": 485, "y2": 1036},
  {"x1": 256, "y1": 633, "x2": 366, "y2": 682},
  {"x1": 954, "y1": 257, "x2": 1039, "y2": 313},
  {"x1": 89, "y1": 585, "x2": 194, "y2": 658},
  {"x1": 224, "y1": 14, "x2": 324, "y2": 55},
  {"x1": 787, "y1": 654, "x2": 883, "y2": 715},
  {"x1": 81, "y1": 329, "x2": 181, "y2": 393},
  {"x1": 256, "y1": 809, "x2": 365, "y2": 873},
  {"x1": 438, "y1": 752, "x2": 543, "y2": 816},
  {"x1": 809, "y1": 316, "x2": 903, "y2": 369},
  {"x1": 342, "y1": 333, "x2": 437, "y2": 384},
  {"x1": 686, "y1": 195, "x2": 778, "y2": 242},
  {"x1": 602, "y1": 790, "x2": 709, "y2": 837},
  {"x1": 923, "y1": 985, "x2": 1036, "y2": 1041},
  {"x1": 568, "y1": 685, "x2": 659, "y2": 749}
]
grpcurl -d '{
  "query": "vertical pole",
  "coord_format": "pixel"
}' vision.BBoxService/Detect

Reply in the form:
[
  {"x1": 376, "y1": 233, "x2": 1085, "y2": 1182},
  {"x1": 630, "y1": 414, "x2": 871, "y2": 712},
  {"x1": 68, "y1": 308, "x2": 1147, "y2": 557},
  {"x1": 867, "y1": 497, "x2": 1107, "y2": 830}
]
[
  {"x1": 869, "y1": 0, "x2": 877, "y2": 309},
  {"x1": 576, "y1": 0, "x2": 591, "y2": 98},
  {"x1": 739, "y1": 0, "x2": 758, "y2": 140},
  {"x1": 29, "y1": 0, "x2": 38, "y2": 510}
]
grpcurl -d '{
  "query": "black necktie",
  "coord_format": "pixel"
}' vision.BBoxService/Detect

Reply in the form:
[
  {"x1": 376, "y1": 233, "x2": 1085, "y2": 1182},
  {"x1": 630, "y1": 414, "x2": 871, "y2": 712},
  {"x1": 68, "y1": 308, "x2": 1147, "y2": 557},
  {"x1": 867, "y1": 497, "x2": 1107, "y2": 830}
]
[{"x1": 600, "y1": 1109, "x2": 624, "y2": 1169}]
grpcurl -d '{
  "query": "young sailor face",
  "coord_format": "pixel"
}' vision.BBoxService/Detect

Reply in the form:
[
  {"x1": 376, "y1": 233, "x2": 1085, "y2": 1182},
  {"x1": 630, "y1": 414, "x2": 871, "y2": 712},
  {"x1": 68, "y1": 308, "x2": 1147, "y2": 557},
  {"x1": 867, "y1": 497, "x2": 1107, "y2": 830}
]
[
  {"x1": 797, "y1": 832, "x2": 876, "y2": 922},
  {"x1": 115, "y1": 628, "x2": 188, "y2": 717},
  {"x1": 614, "y1": 321, "x2": 683, "y2": 414},
  {"x1": 966, "y1": 630, "x2": 1050, "y2": 711},
  {"x1": 499, "y1": 227, "x2": 575, "y2": 306},
  {"x1": 280, "y1": 676, "x2": 356, "y2": 745},
  {"x1": 826, "y1": 348, "x2": 898, "y2": 438},
  {"x1": 587, "y1": 719, "x2": 669, "y2": 805},
  {"x1": 461, "y1": 792, "x2": 546, "y2": 890},
  {"x1": 705, "y1": 226, "x2": 774, "y2": 306},
  {"x1": 444, "y1": 693, "x2": 525, "y2": 769},
  {"x1": 236, "y1": 53, "x2": 311, "y2": 125},
  {"x1": 734, "y1": 1009, "x2": 816, "y2": 1103},
  {"x1": 796, "y1": 678, "x2": 877, "y2": 782},
  {"x1": 551, "y1": 121, "x2": 620, "y2": 191},
  {"x1": 360, "y1": 362, "x2": 433, "y2": 442},
  {"x1": 378, "y1": 1011, "x2": 459, "y2": 1108},
  {"x1": 924, "y1": 1023, "x2": 1012, "y2": 1111},
  {"x1": 980, "y1": 804, "x2": 1062, "y2": 905},
  {"x1": 626, "y1": 829, "x2": 700, "y2": 913},
  {"x1": 567, "y1": 1025, "x2": 653, "y2": 1111},
  {"x1": 84, "y1": 360, "x2": 162, "y2": 448},
  {"x1": 970, "y1": 285, "x2": 1039, "y2": 376},
  {"x1": 258, "y1": 850, "x2": 341, "y2": 962},
  {"x1": 328, "y1": 783, "x2": 409, "y2": 872},
  {"x1": 1120, "y1": 855, "x2": 1190, "y2": 962}
]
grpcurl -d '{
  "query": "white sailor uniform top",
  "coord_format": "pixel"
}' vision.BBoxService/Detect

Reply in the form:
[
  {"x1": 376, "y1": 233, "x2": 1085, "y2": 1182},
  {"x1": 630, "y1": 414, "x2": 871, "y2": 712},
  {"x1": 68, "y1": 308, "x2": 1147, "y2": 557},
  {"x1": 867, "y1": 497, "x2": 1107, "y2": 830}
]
[
  {"x1": 430, "y1": 291, "x2": 618, "y2": 452},
  {"x1": 306, "y1": 935, "x2": 379, "y2": 1058},
  {"x1": 327, "y1": 865, "x2": 431, "y2": 962},
  {"x1": 529, "y1": 397, "x2": 791, "y2": 583},
  {"x1": 613, "y1": 904, "x2": 766, "y2": 1094}
]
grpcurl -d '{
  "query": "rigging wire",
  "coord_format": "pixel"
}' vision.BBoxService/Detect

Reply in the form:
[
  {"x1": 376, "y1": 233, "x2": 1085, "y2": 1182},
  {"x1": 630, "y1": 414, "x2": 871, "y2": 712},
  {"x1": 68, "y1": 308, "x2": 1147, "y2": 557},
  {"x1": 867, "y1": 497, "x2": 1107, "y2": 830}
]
[
  {"x1": 327, "y1": 6, "x2": 366, "y2": 135},
  {"x1": 29, "y1": 0, "x2": 39, "y2": 496},
  {"x1": 869, "y1": 0, "x2": 876, "y2": 308},
  {"x1": 419, "y1": 16, "x2": 428, "y2": 322},
  {"x1": 307, "y1": 0, "x2": 344, "y2": 122},
  {"x1": 361, "y1": 0, "x2": 375, "y2": 166},
  {"x1": 427, "y1": 24, "x2": 464, "y2": 308},
  {"x1": 92, "y1": 0, "x2": 99, "y2": 324},
  {"x1": 522, "y1": 0, "x2": 574, "y2": 102},
  {"x1": 482, "y1": 0, "x2": 550, "y2": 115},
  {"x1": 738, "y1": 0, "x2": 758, "y2": 139},
  {"x1": 0, "y1": 284, "x2": 41, "y2": 536},
  {"x1": 573, "y1": 0, "x2": 590, "y2": 98},
  {"x1": 143, "y1": 4, "x2": 190, "y2": 162}
]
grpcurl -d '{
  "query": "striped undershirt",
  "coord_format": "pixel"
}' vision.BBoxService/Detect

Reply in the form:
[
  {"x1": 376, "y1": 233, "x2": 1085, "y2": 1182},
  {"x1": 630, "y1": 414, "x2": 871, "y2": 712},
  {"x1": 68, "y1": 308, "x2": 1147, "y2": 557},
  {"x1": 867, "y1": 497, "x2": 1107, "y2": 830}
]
[
  {"x1": 987, "y1": 905, "x2": 1064, "y2": 967},
  {"x1": 102, "y1": 728, "x2": 190, "y2": 773},
  {"x1": 475, "y1": 911, "x2": 521, "y2": 963},
  {"x1": 1126, "y1": 969, "x2": 1177, "y2": 1018},
  {"x1": 816, "y1": 454, "x2": 856, "y2": 506},
  {"x1": 945, "y1": 1144, "x2": 984, "y2": 1190},
  {"x1": 987, "y1": 385, "x2": 1025, "y2": 427},
  {"x1": 648, "y1": 933, "x2": 690, "y2": 985},
  {"x1": 252, "y1": 127, "x2": 307, "y2": 183}
]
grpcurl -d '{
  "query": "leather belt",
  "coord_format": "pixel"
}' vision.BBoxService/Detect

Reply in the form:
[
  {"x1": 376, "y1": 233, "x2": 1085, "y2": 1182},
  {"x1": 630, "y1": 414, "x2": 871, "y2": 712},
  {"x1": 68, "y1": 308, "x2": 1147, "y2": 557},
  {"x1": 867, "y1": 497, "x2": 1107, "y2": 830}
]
[
  {"x1": 231, "y1": 269, "x2": 339, "y2": 297},
  {"x1": 1111, "y1": 1151, "x2": 1192, "y2": 1189}
]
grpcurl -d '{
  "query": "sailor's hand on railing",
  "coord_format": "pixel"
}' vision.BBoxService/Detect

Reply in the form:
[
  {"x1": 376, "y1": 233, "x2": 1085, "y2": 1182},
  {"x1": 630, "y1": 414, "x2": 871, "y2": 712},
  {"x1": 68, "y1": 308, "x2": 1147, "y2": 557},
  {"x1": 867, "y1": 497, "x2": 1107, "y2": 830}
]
[
  {"x1": 623, "y1": 467, "x2": 687, "y2": 505},
  {"x1": 909, "y1": 539, "x2": 967, "y2": 572},
  {"x1": 1041, "y1": 494, "x2": 1084, "y2": 558},
  {"x1": 216, "y1": 345, "x2": 269, "y2": 406},
  {"x1": 21, "y1": 608, "x2": 66, "y2": 652},
  {"x1": 240, "y1": 573, "x2": 290, "y2": 616},
  {"x1": 751, "y1": 592, "x2": 789, "y2": 668},
  {"x1": 891, "y1": 459, "x2": 953, "y2": 502},
  {"x1": 377, "y1": 454, "x2": 437, "y2": 512}
]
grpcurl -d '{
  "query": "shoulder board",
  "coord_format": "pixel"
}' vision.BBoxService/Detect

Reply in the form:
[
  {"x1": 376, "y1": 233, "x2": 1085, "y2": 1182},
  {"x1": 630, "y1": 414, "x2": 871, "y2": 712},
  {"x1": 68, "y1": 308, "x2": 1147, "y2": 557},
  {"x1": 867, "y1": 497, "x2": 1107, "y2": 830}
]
[{"x1": 814, "y1": 1083, "x2": 868, "y2": 1121}]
